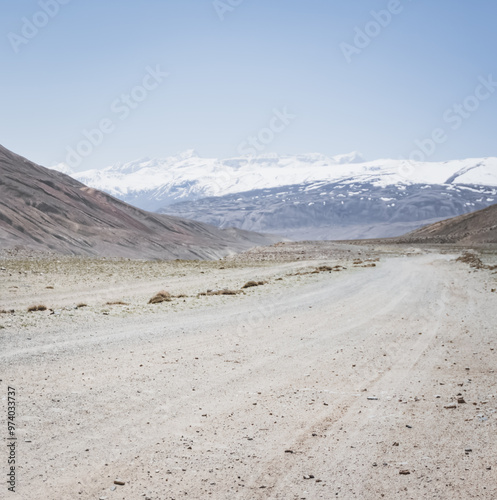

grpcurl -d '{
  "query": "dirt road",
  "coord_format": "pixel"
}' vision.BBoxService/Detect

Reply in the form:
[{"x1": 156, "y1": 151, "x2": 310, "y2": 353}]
[{"x1": 1, "y1": 249, "x2": 496, "y2": 499}]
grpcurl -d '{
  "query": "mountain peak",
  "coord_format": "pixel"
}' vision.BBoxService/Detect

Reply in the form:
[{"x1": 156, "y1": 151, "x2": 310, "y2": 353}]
[
  {"x1": 175, "y1": 149, "x2": 200, "y2": 160},
  {"x1": 49, "y1": 162, "x2": 74, "y2": 175},
  {"x1": 331, "y1": 151, "x2": 365, "y2": 164}
]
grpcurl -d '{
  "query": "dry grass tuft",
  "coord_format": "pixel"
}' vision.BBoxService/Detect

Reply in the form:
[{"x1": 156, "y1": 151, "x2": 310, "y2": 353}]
[
  {"x1": 241, "y1": 280, "x2": 265, "y2": 289},
  {"x1": 148, "y1": 291, "x2": 172, "y2": 304},
  {"x1": 456, "y1": 252, "x2": 497, "y2": 271},
  {"x1": 456, "y1": 252, "x2": 484, "y2": 269},
  {"x1": 27, "y1": 304, "x2": 47, "y2": 312},
  {"x1": 106, "y1": 300, "x2": 129, "y2": 306},
  {"x1": 198, "y1": 289, "x2": 243, "y2": 297}
]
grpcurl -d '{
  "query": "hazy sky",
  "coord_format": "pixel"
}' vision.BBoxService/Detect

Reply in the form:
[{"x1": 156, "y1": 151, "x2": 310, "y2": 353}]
[{"x1": 1, "y1": 0, "x2": 497, "y2": 171}]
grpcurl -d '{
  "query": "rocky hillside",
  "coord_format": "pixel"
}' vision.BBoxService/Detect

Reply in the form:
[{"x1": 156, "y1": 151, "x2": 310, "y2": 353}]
[{"x1": 0, "y1": 145, "x2": 278, "y2": 259}]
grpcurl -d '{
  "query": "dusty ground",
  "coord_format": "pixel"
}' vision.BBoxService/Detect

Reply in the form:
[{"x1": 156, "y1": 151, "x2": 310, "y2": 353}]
[{"x1": 1, "y1": 242, "x2": 497, "y2": 499}]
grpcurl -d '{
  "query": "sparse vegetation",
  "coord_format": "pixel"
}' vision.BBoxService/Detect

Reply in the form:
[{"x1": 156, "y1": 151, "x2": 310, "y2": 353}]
[
  {"x1": 315, "y1": 265, "x2": 333, "y2": 272},
  {"x1": 106, "y1": 300, "x2": 129, "y2": 306},
  {"x1": 198, "y1": 289, "x2": 243, "y2": 296},
  {"x1": 241, "y1": 280, "x2": 265, "y2": 289},
  {"x1": 456, "y1": 252, "x2": 497, "y2": 271},
  {"x1": 148, "y1": 291, "x2": 172, "y2": 304},
  {"x1": 456, "y1": 252, "x2": 483, "y2": 268},
  {"x1": 27, "y1": 304, "x2": 47, "y2": 312},
  {"x1": 76, "y1": 303, "x2": 88, "y2": 308}
]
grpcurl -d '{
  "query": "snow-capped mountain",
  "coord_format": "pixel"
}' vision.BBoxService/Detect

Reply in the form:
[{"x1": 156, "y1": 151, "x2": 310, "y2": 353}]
[
  {"x1": 160, "y1": 179, "x2": 497, "y2": 240},
  {"x1": 53, "y1": 152, "x2": 497, "y2": 210},
  {"x1": 51, "y1": 152, "x2": 497, "y2": 240},
  {"x1": 56, "y1": 151, "x2": 370, "y2": 211}
]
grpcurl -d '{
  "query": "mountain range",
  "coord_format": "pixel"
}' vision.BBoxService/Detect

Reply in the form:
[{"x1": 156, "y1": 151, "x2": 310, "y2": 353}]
[
  {"x1": 0, "y1": 145, "x2": 277, "y2": 259},
  {"x1": 52, "y1": 152, "x2": 497, "y2": 240}
]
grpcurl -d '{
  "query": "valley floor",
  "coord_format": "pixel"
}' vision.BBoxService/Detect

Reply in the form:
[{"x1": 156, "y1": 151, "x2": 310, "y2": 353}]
[{"x1": 1, "y1": 243, "x2": 496, "y2": 499}]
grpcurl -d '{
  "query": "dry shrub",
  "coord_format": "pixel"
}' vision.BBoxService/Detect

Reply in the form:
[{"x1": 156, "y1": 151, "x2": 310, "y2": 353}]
[
  {"x1": 148, "y1": 291, "x2": 172, "y2": 304},
  {"x1": 241, "y1": 280, "x2": 265, "y2": 289},
  {"x1": 27, "y1": 304, "x2": 47, "y2": 312},
  {"x1": 456, "y1": 252, "x2": 484, "y2": 269},
  {"x1": 198, "y1": 289, "x2": 243, "y2": 296},
  {"x1": 311, "y1": 265, "x2": 345, "y2": 274}
]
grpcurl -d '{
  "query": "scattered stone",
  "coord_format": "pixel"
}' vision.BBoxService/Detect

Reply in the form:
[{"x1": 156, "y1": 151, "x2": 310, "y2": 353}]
[
  {"x1": 399, "y1": 470, "x2": 410, "y2": 475},
  {"x1": 367, "y1": 397, "x2": 379, "y2": 401},
  {"x1": 114, "y1": 480, "x2": 125, "y2": 486},
  {"x1": 458, "y1": 397, "x2": 466, "y2": 404},
  {"x1": 393, "y1": 442, "x2": 399, "y2": 446},
  {"x1": 444, "y1": 404, "x2": 457, "y2": 409},
  {"x1": 303, "y1": 474, "x2": 315, "y2": 479},
  {"x1": 465, "y1": 448, "x2": 472, "y2": 453},
  {"x1": 284, "y1": 450, "x2": 294, "y2": 454},
  {"x1": 406, "y1": 425, "x2": 412, "y2": 429}
]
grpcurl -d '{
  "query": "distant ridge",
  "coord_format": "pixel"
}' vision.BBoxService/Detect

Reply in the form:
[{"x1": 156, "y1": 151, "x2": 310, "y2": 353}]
[{"x1": 395, "y1": 203, "x2": 497, "y2": 245}]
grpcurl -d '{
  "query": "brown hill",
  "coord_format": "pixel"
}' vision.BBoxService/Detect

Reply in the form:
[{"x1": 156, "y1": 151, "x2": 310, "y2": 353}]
[
  {"x1": 0, "y1": 145, "x2": 278, "y2": 259},
  {"x1": 395, "y1": 203, "x2": 497, "y2": 245}
]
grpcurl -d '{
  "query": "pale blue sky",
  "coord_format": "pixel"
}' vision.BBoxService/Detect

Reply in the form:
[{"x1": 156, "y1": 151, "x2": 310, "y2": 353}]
[{"x1": 1, "y1": 0, "x2": 496, "y2": 170}]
